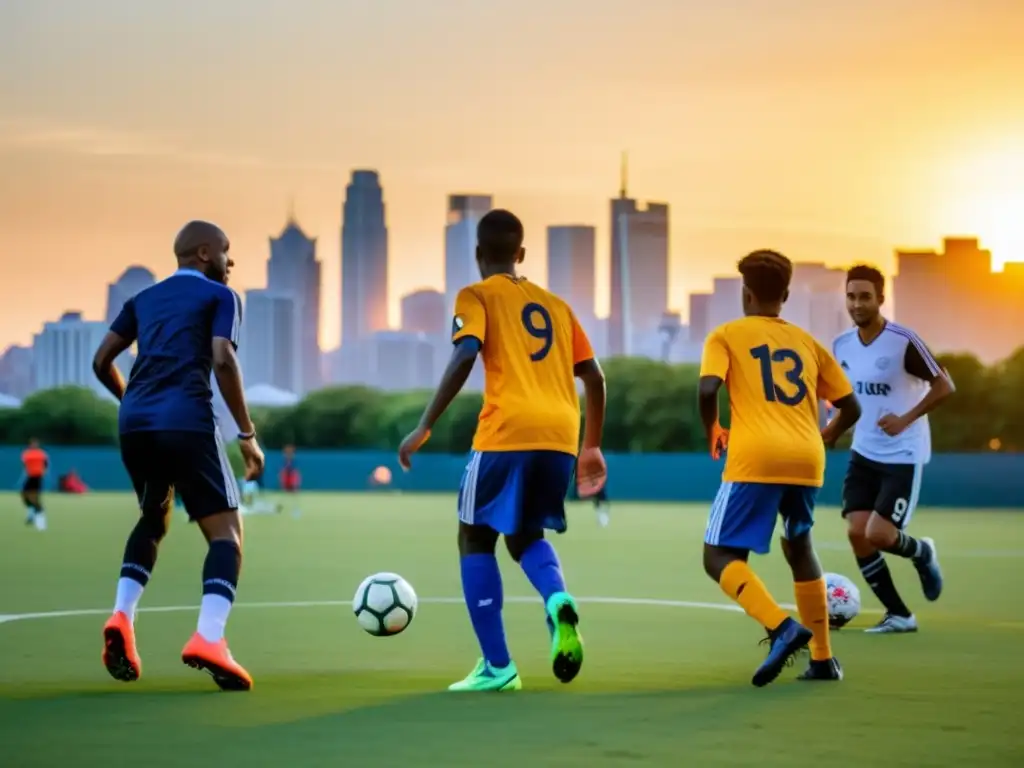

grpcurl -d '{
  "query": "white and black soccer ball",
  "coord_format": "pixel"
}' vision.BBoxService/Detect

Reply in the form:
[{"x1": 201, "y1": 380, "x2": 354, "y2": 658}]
[
  {"x1": 825, "y1": 572, "x2": 861, "y2": 629},
  {"x1": 352, "y1": 572, "x2": 417, "y2": 636}
]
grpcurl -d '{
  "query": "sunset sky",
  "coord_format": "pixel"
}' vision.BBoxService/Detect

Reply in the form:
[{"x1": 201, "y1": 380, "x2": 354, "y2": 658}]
[{"x1": 2, "y1": 0, "x2": 1023, "y2": 350}]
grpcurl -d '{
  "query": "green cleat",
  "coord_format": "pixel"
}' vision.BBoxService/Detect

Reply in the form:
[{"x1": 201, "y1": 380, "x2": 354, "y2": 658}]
[
  {"x1": 546, "y1": 591, "x2": 583, "y2": 683},
  {"x1": 447, "y1": 658, "x2": 522, "y2": 692}
]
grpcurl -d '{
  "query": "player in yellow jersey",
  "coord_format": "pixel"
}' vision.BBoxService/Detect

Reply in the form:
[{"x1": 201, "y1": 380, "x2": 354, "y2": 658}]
[
  {"x1": 399, "y1": 209, "x2": 607, "y2": 693},
  {"x1": 698, "y1": 250, "x2": 862, "y2": 687}
]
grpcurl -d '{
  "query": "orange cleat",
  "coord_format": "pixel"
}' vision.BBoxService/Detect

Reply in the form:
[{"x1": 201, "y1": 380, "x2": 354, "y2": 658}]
[
  {"x1": 181, "y1": 633, "x2": 253, "y2": 691},
  {"x1": 102, "y1": 611, "x2": 142, "y2": 682}
]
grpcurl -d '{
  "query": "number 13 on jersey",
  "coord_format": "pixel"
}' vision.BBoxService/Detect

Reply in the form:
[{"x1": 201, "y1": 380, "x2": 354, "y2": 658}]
[{"x1": 750, "y1": 344, "x2": 808, "y2": 406}]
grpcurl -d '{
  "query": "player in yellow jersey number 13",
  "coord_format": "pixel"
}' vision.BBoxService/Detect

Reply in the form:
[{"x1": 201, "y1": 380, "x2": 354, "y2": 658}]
[
  {"x1": 698, "y1": 250, "x2": 862, "y2": 687},
  {"x1": 398, "y1": 209, "x2": 607, "y2": 693}
]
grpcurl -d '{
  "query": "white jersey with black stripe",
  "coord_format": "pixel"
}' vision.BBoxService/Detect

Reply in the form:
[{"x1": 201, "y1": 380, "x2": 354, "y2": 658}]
[{"x1": 832, "y1": 321, "x2": 943, "y2": 465}]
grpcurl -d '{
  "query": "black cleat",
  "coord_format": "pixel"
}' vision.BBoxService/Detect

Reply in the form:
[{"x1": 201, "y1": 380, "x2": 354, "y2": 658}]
[
  {"x1": 913, "y1": 537, "x2": 943, "y2": 602},
  {"x1": 752, "y1": 618, "x2": 813, "y2": 688},
  {"x1": 797, "y1": 657, "x2": 843, "y2": 681}
]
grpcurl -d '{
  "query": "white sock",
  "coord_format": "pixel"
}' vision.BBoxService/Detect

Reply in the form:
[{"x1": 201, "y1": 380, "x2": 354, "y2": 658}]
[
  {"x1": 197, "y1": 594, "x2": 233, "y2": 642},
  {"x1": 114, "y1": 577, "x2": 145, "y2": 620},
  {"x1": 34, "y1": 512, "x2": 47, "y2": 531}
]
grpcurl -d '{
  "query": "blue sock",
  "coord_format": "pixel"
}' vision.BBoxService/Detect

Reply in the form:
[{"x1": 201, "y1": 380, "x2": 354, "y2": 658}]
[
  {"x1": 519, "y1": 539, "x2": 567, "y2": 602},
  {"x1": 460, "y1": 554, "x2": 511, "y2": 668}
]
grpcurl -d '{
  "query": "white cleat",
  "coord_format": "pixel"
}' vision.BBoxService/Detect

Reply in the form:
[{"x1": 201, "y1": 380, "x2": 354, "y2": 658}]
[{"x1": 865, "y1": 613, "x2": 917, "y2": 634}]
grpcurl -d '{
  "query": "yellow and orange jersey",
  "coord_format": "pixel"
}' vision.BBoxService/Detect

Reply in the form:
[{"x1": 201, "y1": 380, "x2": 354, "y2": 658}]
[
  {"x1": 700, "y1": 316, "x2": 853, "y2": 487},
  {"x1": 452, "y1": 274, "x2": 594, "y2": 455},
  {"x1": 21, "y1": 447, "x2": 49, "y2": 478}
]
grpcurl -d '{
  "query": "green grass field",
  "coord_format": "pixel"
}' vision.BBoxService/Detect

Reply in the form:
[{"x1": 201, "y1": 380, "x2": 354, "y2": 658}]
[{"x1": 2, "y1": 492, "x2": 1023, "y2": 767}]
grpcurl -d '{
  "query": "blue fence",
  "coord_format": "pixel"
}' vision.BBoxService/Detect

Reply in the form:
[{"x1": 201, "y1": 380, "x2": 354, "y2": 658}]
[{"x1": 6, "y1": 447, "x2": 1023, "y2": 508}]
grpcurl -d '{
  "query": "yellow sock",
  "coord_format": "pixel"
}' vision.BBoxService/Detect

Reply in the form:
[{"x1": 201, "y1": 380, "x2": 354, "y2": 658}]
[
  {"x1": 719, "y1": 561, "x2": 789, "y2": 631},
  {"x1": 794, "y1": 578, "x2": 832, "y2": 661}
]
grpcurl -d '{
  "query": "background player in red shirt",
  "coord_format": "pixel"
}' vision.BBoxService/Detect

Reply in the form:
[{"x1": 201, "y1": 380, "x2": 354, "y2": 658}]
[{"x1": 21, "y1": 438, "x2": 49, "y2": 531}]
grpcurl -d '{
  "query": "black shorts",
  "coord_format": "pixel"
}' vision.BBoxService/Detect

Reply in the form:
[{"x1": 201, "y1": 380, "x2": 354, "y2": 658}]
[
  {"x1": 841, "y1": 451, "x2": 922, "y2": 529},
  {"x1": 120, "y1": 430, "x2": 240, "y2": 521},
  {"x1": 22, "y1": 476, "x2": 42, "y2": 494}
]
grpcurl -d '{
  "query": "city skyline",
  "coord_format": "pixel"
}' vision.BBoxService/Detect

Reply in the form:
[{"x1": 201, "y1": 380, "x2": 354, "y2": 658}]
[
  {"x1": 8, "y1": 210, "x2": 1024, "y2": 349},
  {"x1": 2, "y1": 1, "x2": 1022, "y2": 350},
  {"x1": 6, "y1": 229, "x2": 1024, "y2": 401}
]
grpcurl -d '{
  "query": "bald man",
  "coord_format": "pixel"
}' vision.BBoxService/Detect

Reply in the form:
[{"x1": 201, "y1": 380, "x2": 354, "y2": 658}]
[{"x1": 92, "y1": 220, "x2": 264, "y2": 691}]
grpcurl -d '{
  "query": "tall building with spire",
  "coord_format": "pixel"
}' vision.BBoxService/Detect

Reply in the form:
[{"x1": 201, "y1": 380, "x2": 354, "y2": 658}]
[
  {"x1": 341, "y1": 170, "x2": 389, "y2": 347},
  {"x1": 608, "y1": 153, "x2": 670, "y2": 357},
  {"x1": 267, "y1": 213, "x2": 321, "y2": 393}
]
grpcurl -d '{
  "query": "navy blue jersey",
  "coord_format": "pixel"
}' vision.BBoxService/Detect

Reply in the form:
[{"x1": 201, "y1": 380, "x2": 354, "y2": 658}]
[{"x1": 111, "y1": 269, "x2": 242, "y2": 434}]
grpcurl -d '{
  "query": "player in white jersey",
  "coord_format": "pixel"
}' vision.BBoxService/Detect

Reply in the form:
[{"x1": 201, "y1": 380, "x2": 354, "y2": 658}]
[{"x1": 832, "y1": 265, "x2": 954, "y2": 634}]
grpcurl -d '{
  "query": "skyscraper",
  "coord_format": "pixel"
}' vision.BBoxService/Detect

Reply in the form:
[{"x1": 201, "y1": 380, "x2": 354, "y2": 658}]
[
  {"x1": 783, "y1": 262, "x2": 847, "y2": 345},
  {"x1": 894, "y1": 236, "x2": 1024, "y2": 362},
  {"x1": 242, "y1": 290, "x2": 298, "y2": 393},
  {"x1": 688, "y1": 292, "x2": 711, "y2": 343},
  {"x1": 105, "y1": 266, "x2": 156, "y2": 377},
  {"x1": 608, "y1": 157, "x2": 669, "y2": 357},
  {"x1": 105, "y1": 266, "x2": 156, "y2": 324},
  {"x1": 341, "y1": 170, "x2": 389, "y2": 347},
  {"x1": 32, "y1": 312, "x2": 109, "y2": 397},
  {"x1": 400, "y1": 289, "x2": 447, "y2": 337},
  {"x1": 267, "y1": 215, "x2": 321, "y2": 393},
  {"x1": 547, "y1": 226, "x2": 597, "y2": 315},
  {"x1": 0, "y1": 345, "x2": 32, "y2": 399},
  {"x1": 445, "y1": 194, "x2": 492, "y2": 317}
]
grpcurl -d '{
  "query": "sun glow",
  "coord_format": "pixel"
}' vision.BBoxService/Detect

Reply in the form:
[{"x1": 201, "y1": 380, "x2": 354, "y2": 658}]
[
  {"x1": 943, "y1": 142, "x2": 1024, "y2": 268},
  {"x1": 956, "y1": 191, "x2": 1024, "y2": 269}
]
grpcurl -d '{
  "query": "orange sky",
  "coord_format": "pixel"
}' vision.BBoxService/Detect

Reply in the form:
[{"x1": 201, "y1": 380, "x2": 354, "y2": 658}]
[{"x1": 1, "y1": 0, "x2": 1023, "y2": 350}]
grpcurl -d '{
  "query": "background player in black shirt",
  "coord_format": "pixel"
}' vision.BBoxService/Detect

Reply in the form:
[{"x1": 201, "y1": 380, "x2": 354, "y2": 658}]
[{"x1": 92, "y1": 220, "x2": 264, "y2": 691}]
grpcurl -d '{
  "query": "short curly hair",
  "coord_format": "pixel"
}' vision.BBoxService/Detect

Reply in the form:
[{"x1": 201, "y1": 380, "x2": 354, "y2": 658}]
[
  {"x1": 846, "y1": 264, "x2": 884, "y2": 297},
  {"x1": 738, "y1": 249, "x2": 793, "y2": 303}
]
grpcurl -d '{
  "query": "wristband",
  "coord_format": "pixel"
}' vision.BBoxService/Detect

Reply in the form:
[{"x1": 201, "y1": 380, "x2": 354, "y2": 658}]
[{"x1": 238, "y1": 429, "x2": 256, "y2": 441}]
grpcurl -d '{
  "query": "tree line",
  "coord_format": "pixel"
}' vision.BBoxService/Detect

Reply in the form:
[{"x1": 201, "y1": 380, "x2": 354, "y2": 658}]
[{"x1": 0, "y1": 348, "x2": 1020, "y2": 452}]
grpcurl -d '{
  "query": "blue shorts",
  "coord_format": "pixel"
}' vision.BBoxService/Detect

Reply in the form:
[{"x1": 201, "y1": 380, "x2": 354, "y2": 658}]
[
  {"x1": 458, "y1": 450, "x2": 575, "y2": 535},
  {"x1": 704, "y1": 481, "x2": 818, "y2": 555},
  {"x1": 120, "y1": 429, "x2": 240, "y2": 521}
]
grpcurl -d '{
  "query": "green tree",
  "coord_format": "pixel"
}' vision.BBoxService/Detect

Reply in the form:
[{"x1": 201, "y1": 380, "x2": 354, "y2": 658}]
[
  {"x1": 377, "y1": 391, "x2": 431, "y2": 450},
  {"x1": 0, "y1": 408, "x2": 20, "y2": 444},
  {"x1": 288, "y1": 386, "x2": 389, "y2": 448},
  {"x1": 600, "y1": 358, "x2": 717, "y2": 452},
  {"x1": 431, "y1": 392, "x2": 484, "y2": 453},
  {"x1": 13, "y1": 387, "x2": 119, "y2": 445},
  {"x1": 932, "y1": 353, "x2": 993, "y2": 452},
  {"x1": 250, "y1": 405, "x2": 298, "y2": 448},
  {"x1": 225, "y1": 439, "x2": 245, "y2": 478},
  {"x1": 991, "y1": 347, "x2": 1024, "y2": 451},
  {"x1": 6, "y1": 344, "x2": 1024, "y2": 452}
]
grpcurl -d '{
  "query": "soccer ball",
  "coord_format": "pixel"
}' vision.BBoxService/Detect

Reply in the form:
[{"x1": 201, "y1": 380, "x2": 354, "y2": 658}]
[
  {"x1": 352, "y1": 572, "x2": 417, "y2": 636},
  {"x1": 825, "y1": 572, "x2": 861, "y2": 629}
]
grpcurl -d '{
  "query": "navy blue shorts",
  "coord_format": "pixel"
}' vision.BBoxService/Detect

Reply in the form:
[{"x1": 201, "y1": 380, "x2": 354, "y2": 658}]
[
  {"x1": 120, "y1": 429, "x2": 240, "y2": 521},
  {"x1": 458, "y1": 450, "x2": 575, "y2": 535},
  {"x1": 704, "y1": 481, "x2": 818, "y2": 555}
]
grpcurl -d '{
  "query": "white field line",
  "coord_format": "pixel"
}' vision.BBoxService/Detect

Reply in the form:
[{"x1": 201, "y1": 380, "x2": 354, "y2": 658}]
[{"x1": 0, "y1": 595, "x2": 882, "y2": 626}]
